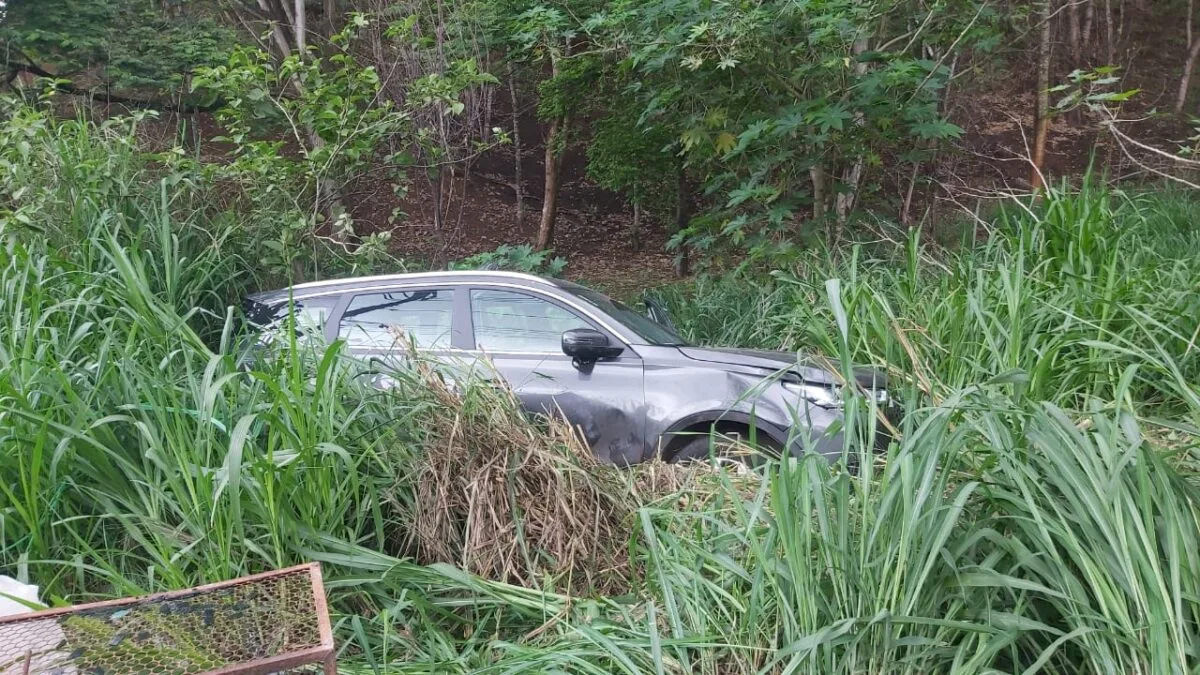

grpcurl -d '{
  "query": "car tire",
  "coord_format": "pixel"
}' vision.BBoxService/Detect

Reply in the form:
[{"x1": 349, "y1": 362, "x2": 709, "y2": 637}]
[{"x1": 668, "y1": 433, "x2": 779, "y2": 465}]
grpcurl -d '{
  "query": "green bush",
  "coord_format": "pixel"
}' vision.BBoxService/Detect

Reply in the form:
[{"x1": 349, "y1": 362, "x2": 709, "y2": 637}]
[
  {"x1": 449, "y1": 243, "x2": 568, "y2": 276},
  {"x1": 0, "y1": 100, "x2": 404, "y2": 308}
]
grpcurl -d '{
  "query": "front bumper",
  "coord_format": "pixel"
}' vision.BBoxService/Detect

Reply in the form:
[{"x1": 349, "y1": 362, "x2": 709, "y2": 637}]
[{"x1": 786, "y1": 393, "x2": 901, "y2": 461}]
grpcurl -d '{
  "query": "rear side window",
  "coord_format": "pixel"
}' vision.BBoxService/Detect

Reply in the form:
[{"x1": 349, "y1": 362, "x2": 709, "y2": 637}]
[
  {"x1": 470, "y1": 289, "x2": 589, "y2": 353},
  {"x1": 245, "y1": 296, "x2": 336, "y2": 344},
  {"x1": 338, "y1": 289, "x2": 455, "y2": 350}
]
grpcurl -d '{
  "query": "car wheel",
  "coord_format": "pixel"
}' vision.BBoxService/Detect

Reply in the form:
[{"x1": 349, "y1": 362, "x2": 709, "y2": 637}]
[{"x1": 668, "y1": 434, "x2": 778, "y2": 465}]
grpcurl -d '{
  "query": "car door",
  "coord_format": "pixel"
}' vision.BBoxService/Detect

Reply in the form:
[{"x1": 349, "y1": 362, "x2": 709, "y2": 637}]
[{"x1": 466, "y1": 286, "x2": 647, "y2": 465}]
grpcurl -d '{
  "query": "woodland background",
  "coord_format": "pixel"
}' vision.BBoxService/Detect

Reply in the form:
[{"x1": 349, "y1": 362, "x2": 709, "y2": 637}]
[
  {"x1": 3, "y1": 3, "x2": 1200, "y2": 674},
  {"x1": 4, "y1": 0, "x2": 1196, "y2": 287}
]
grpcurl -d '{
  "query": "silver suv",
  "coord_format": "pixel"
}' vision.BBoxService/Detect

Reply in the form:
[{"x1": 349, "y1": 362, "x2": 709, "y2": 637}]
[{"x1": 245, "y1": 271, "x2": 891, "y2": 464}]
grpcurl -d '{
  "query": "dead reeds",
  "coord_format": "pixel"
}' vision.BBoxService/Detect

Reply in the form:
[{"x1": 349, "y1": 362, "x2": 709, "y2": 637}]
[{"x1": 408, "y1": 363, "x2": 633, "y2": 593}]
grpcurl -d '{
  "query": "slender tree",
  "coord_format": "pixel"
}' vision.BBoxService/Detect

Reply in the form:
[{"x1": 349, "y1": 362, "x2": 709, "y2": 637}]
[
  {"x1": 536, "y1": 48, "x2": 567, "y2": 251},
  {"x1": 507, "y1": 61, "x2": 526, "y2": 229},
  {"x1": 239, "y1": 0, "x2": 348, "y2": 230},
  {"x1": 1178, "y1": 1, "x2": 1200, "y2": 113},
  {"x1": 1032, "y1": 0, "x2": 1053, "y2": 190},
  {"x1": 1068, "y1": 0, "x2": 1083, "y2": 64}
]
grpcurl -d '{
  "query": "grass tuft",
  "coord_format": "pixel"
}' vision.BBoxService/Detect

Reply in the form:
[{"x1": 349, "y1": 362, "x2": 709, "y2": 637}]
[{"x1": 408, "y1": 361, "x2": 634, "y2": 593}]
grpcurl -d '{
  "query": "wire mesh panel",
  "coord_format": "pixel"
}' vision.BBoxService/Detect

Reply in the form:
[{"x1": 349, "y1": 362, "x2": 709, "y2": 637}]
[{"x1": 0, "y1": 563, "x2": 335, "y2": 675}]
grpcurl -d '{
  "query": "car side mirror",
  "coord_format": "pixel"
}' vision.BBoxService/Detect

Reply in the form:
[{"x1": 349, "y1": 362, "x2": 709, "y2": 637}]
[{"x1": 562, "y1": 328, "x2": 623, "y2": 366}]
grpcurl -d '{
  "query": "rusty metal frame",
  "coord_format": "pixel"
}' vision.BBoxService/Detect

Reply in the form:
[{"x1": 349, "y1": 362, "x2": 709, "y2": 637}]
[{"x1": 0, "y1": 563, "x2": 336, "y2": 675}]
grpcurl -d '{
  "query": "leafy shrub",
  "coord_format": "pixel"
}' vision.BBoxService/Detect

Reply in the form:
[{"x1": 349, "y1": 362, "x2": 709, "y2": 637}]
[
  {"x1": 0, "y1": 98, "x2": 401, "y2": 298},
  {"x1": 450, "y1": 243, "x2": 568, "y2": 276},
  {"x1": 0, "y1": 0, "x2": 235, "y2": 95},
  {"x1": 191, "y1": 20, "x2": 404, "y2": 275}
]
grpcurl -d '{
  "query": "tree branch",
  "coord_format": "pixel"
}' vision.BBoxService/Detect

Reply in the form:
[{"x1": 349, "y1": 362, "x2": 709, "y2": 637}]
[{"x1": 5, "y1": 62, "x2": 224, "y2": 114}]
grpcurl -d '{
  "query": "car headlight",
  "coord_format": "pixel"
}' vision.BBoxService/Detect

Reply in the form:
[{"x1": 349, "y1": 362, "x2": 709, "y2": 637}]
[
  {"x1": 783, "y1": 381, "x2": 843, "y2": 409},
  {"x1": 783, "y1": 382, "x2": 890, "y2": 409}
]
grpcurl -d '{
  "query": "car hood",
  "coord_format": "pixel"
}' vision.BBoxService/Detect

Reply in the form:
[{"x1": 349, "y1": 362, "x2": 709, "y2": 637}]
[{"x1": 677, "y1": 346, "x2": 887, "y2": 389}]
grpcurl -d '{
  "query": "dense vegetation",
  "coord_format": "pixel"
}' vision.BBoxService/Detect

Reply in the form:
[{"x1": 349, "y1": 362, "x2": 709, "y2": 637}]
[
  {"x1": 1, "y1": 100, "x2": 1199, "y2": 673},
  {"x1": 3, "y1": 0, "x2": 1200, "y2": 672},
  {"x1": 4, "y1": 0, "x2": 1192, "y2": 271},
  {"x1": 660, "y1": 182, "x2": 1200, "y2": 418}
]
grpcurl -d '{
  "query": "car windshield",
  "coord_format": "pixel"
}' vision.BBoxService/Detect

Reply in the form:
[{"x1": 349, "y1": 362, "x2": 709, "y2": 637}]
[{"x1": 561, "y1": 282, "x2": 688, "y2": 346}]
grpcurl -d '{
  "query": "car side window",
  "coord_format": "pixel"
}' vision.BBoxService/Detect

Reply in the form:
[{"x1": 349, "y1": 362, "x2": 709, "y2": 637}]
[
  {"x1": 247, "y1": 296, "x2": 336, "y2": 345},
  {"x1": 339, "y1": 289, "x2": 455, "y2": 350},
  {"x1": 470, "y1": 289, "x2": 590, "y2": 353}
]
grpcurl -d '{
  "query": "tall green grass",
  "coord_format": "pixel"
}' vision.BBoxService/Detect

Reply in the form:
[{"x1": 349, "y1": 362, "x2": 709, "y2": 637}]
[
  {"x1": 625, "y1": 387, "x2": 1200, "y2": 674},
  {"x1": 660, "y1": 181, "x2": 1200, "y2": 427},
  {"x1": 2, "y1": 105, "x2": 1199, "y2": 673}
]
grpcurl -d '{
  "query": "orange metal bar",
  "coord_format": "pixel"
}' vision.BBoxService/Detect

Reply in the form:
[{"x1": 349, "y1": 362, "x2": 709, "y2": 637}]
[{"x1": 0, "y1": 563, "x2": 336, "y2": 675}]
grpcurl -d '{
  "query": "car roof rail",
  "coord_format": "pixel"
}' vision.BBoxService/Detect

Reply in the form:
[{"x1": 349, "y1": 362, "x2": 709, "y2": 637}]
[{"x1": 286, "y1": 270, "x2": 557, "y2": 291}]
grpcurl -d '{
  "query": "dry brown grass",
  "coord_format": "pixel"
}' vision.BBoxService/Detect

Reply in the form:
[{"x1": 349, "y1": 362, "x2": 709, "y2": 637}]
[
  {"x1": 626, "y1": 451, "x2": 769, "y2": 564},
  {"x1": 628, "y1": 454, "x2": 763, "y2": 508},
  {"x1": 399, "y1": 356, "x2": 773, "y2": 595},
  {"x1": 408, "y1": 366, "x2": 634, "y2": 593}
]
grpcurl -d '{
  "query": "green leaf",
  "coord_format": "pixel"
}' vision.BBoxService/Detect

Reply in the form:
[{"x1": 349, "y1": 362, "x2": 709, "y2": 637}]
[
  {"x1": 807, "y1": 105, "x2": 852, "y2": 133},
  {"x1": 910, "y1": 119, "x2": 963, "y2": 140},
  {"x1": 714, "y1": 131, "x2": 737, "y2": 155}
]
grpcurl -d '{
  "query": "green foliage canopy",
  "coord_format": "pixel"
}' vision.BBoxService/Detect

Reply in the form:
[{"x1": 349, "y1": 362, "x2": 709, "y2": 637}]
[
  {"x1": 575, "y1": 0, "x2": 992, "y2": 263},
  {"x1": 1, "y1": 0, "x2": 234, "y2": 94}
]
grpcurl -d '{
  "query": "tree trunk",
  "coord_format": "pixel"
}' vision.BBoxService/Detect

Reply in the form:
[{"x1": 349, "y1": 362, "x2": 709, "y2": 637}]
[
  {"x1": 833, "y1": 36, "x2": 871, "y2": 238},
  {"x1": 535, "y1": 47, "x2": 568, "y2": 252},
  {"x1": 834, "y1": 160, "x2": 864, "y2": 235},
  {"x1": 293, "y1": 0, "x2": 343, "y2": 233},
  {"x1": 630, "y1": 202, "x2": 642, "y2": 252},
  {"x1": 673, "y1": 165, "x2": 691, "y2": 277},
  {"x1": 278, "y1": 0, "x2": 296, "y2": 28},
  {"x1": 810, "y1": 164, "x2": 826, "y2": 219},
  {"x1": 1083, "y1": 0, "x2": 1095, "y2": 52},
  {"x1": 1032, "y1": 0, "x2": 1053, "y2": 191},
  {"x1": 293, "y1": 0, "x2": 306, "y2": 53},
  {"x1": 430, "y1": 0, "x2": 453, "y2": 247},
  {"x1": 257, "y1": 0, "x2": 295, "y2": 59},
  {"x1": 1104, "y1": 0, "x2": 1115, "y2": 64},
  {"x1": 253, "y1": 0, "x2": 347, "y2": 237},
  {"x1": 507, "y1": 62, "x2": 525, "y2": 230},
  {"x1": 1180, "y1": 1, "x2": 1200, "y2": 114},
  {"x1": 1117, "y1": 0, "x2": 1128, "y2": 56},
  {"x1": 1176, "y1": 37, "x2": 1200, "y2": 113},
  {"x1": 901, "y1": 159, "x2": 920, "y2": 228},
  {"x1": 536, "y1": 115, "x2": 564, "y2": 250},
  {"x1": 1068, "y1": 0, "x2": 1083, "y2": 64},
  {"x1": 431, "y1": 166, "x2": 446, "y2": 233},
  {"x1": 324, "y1": 0, "x2": 337, "y2": 35}
]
